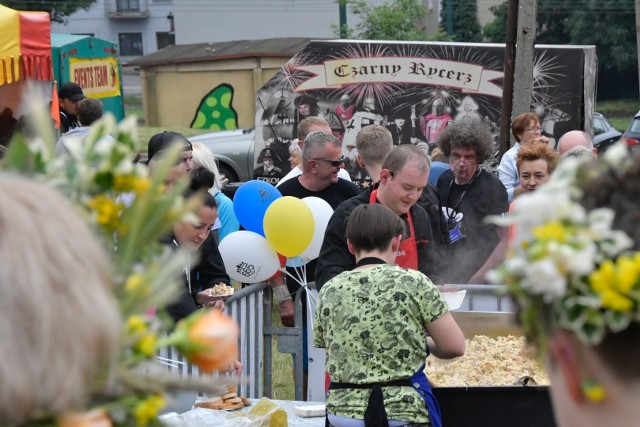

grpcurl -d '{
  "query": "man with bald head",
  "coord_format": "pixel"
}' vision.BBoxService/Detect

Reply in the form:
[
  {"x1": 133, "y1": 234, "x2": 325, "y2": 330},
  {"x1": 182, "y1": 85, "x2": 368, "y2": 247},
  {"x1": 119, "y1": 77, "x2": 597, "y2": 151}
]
[{"x1": 557, "y1": 130, "x2": 597, "y2": 157}]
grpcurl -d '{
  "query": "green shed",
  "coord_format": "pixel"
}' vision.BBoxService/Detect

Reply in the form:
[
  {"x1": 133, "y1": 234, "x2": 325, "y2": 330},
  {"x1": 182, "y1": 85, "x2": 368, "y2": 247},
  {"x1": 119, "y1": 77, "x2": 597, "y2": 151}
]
[{"x1": 51, "y1": 33, "x2": 124, "y2": 121}]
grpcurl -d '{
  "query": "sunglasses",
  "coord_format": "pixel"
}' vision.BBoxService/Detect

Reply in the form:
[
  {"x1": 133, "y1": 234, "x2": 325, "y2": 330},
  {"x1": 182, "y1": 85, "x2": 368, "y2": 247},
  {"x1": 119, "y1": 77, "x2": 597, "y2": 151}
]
[{"x1": 312, "y1": 157, "x2": 345, "y2": 167}]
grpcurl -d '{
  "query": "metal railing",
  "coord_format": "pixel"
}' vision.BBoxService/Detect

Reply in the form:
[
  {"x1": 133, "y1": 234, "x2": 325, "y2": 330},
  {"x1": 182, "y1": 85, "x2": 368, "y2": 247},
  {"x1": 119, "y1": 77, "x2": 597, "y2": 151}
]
[{"x1": 155, "y1": 282, "x2": 307, "y2": 401}]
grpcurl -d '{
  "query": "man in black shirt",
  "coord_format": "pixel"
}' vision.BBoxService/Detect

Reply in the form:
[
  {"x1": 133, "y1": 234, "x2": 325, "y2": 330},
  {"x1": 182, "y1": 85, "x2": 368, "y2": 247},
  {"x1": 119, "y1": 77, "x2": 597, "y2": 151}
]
[
  {"x1": 58, "y1": 82, "x2": 85, "y2": 134},
  {"x1": 435, "y1": 119, "x2": 509, "y2": 284}
]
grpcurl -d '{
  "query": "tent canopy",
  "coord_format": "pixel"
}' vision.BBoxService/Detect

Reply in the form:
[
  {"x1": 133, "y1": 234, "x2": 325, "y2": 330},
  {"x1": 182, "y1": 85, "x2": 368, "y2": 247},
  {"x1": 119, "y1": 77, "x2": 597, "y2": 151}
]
[{"x1": 0, "y1": 4, "x2": 52, "y2": 86}]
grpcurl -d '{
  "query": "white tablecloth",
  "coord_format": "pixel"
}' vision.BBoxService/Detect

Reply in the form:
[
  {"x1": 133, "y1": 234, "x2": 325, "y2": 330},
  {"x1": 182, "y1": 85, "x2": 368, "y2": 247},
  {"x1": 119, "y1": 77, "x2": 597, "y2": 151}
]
[{"x1": 160, "y1": 398, "x2": 325, "y2": 426}]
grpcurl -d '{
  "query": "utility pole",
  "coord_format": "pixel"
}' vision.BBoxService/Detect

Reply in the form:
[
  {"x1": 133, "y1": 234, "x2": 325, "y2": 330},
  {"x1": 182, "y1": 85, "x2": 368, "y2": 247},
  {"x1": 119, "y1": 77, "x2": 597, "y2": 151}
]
[
  {"x1": 499, "y1": 0, "x2": 519, "y2": 157},
  {"x1": 512, "y1": 0, "x2": 537, "y2": 118},
  {"x1": 636, "y1": 0, "x2": 640, "y2": 97},
  {"x1": 339, "y1": 0, "x2": 348, "y2": 38}
]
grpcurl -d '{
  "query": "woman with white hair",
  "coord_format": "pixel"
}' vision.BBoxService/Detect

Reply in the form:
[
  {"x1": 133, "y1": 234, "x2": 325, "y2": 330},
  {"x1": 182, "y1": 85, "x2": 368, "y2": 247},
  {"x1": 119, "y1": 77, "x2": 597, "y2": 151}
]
[
  {"x1": 0, "y1": 174, "x2": 121, "y2": 425},
  {"x1": 191, "y1": 141, "x2": 239, "y2": 242}
]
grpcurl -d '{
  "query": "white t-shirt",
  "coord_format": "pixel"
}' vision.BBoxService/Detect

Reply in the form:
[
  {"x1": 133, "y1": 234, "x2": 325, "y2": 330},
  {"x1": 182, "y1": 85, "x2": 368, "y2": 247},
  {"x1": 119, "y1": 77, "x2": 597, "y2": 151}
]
[{"x1": 277, "y1": 165, "x2": 352, "y2": 187}]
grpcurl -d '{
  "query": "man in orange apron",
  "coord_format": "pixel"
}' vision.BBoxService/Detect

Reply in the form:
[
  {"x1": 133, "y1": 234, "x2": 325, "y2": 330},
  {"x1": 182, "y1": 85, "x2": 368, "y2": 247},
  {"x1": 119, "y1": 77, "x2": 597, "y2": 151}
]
[{"x1": 316, "y1": 144, "x2": 447, "y2": 289}]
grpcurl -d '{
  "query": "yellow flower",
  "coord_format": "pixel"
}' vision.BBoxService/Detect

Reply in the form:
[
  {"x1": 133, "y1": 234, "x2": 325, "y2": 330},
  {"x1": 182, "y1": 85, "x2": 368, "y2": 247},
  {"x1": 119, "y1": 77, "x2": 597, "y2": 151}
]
[
  {"x1": 135, "y1": 333, "x2": 157, "y2": 358},
  {"x1": 532, "y1": 221, "x2": 568, "y2": 243},
  {"x1": 125, "y1": 274, "x2": 144, "y2": 293},
  {"x1": 87, "y1": 195, "x2": 124, "y2": 231},
  {"x1": 132, "y1": 177, "x2": 151, "y2": 196},
  {"x1": 113, "y1": 174, "x2": 136, "y2": 192},
  {"x1": 126, "y1": 315, "x2": 147, "y2": 334},
  {"x1": 589, "y1": 258, "x2": 636, "y2": 312},
  {"x1": 133, "y1": 394, "x2": 165, "y2": 426}
]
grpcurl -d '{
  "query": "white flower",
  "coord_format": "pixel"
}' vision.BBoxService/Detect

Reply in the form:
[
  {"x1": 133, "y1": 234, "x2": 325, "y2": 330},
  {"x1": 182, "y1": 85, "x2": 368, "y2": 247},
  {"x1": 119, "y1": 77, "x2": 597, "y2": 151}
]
[
  {"x1": 522, "y1": 258, "x2": 567, "y2": 302},
  {"x1": 603, "y1": 142, "x2": 630, "y2": 168}
]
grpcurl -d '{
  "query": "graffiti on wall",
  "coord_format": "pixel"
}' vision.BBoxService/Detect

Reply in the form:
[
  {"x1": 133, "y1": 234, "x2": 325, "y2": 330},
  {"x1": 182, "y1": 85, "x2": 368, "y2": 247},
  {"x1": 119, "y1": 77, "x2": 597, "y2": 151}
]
[{"x1": 190, "y1": 83, "x2": 239, "y2": 130}]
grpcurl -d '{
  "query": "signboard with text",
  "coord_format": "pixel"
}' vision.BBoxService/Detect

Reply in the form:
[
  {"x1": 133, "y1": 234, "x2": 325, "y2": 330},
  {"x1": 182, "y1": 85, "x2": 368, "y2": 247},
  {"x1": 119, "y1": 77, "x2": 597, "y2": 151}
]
[
  {"x1": 253, "y1": 40, "x2": 596, "y2": 187},
  {"x1": 69, "y1": 57, "x2": 120, "y2": 98}
]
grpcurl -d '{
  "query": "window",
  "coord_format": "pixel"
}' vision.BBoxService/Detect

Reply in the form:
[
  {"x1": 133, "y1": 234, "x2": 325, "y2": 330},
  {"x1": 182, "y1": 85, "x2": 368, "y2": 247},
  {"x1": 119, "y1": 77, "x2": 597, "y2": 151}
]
[
  {"x1": 116, "y1": 0, "x2": 140, "y2": 12},
  {"x1": 593, "y1": 117, "x2": 606, "y2": 135},
  {"x1": 156, "y1": 32, "x2": 175, "y2": 50},
  {"x1": 119, "y1": 33, "x2": 143, "y2": 56}
]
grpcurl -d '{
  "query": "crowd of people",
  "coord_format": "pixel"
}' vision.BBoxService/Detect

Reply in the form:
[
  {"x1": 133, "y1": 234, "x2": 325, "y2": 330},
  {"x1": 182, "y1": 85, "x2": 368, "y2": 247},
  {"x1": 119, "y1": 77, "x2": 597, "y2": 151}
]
[{"x1": 2, "y1": 83, "x2": 637, "y2": 427}]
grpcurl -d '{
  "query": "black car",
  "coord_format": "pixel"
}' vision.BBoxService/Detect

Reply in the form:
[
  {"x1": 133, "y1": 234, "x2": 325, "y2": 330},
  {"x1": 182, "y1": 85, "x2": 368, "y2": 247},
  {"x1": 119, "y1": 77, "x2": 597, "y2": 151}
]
[
  {"x1": 620, "y1": 110, "x2": 640, "y2": 151},
  {"x1": 592, "y1": 112, "x2": 622, "y2": 152}
]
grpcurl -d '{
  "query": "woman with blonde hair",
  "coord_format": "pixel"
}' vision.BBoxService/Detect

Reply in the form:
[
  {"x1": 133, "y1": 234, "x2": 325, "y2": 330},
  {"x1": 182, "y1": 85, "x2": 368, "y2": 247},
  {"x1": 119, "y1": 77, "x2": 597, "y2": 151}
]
[
  {"x1": 191, "y1": 141, "x2": 239, "y2": 242},
  {"x1": 0, "y1": 174, "x2": 121, "y2": 425}
]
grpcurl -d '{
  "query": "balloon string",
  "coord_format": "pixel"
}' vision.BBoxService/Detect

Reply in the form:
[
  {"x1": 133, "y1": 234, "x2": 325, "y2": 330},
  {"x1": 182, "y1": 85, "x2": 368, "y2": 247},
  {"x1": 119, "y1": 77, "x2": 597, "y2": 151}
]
[{"x1": 280, "y1": 267, "x2": 306, "y2": 288}]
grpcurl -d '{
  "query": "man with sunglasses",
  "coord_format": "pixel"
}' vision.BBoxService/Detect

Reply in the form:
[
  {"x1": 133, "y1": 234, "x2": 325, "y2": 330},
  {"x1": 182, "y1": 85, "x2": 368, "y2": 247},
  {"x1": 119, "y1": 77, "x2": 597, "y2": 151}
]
[
  {"x1": 277, "y1": 117, "x2": 352, "y2": 187},
  {"x1": 315, "y1": 143, "x2": 448, "y2": 290}
]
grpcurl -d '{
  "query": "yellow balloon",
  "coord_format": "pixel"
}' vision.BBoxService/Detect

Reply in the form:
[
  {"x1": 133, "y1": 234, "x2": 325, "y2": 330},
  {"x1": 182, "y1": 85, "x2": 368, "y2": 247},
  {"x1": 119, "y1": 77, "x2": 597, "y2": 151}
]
[{"x1": 263, "y1": 196, "x2": 314, "y2": 258}]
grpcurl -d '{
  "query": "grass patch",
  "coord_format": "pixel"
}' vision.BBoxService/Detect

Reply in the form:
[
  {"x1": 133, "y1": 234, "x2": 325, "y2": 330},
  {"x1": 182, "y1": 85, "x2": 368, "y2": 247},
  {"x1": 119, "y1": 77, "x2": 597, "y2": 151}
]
[
  {"x1": 609, "y1": 118, "x2": 631, "y2": 132},
  {"x1": 269, "y1": 301, "x2": 296, "y2": 401},
  {"x1": 596, "y1": 99, "x2": 638, "y2": 117},
  {"x1": 595, "y1": 99, "x2": 637, "y2": 131}
]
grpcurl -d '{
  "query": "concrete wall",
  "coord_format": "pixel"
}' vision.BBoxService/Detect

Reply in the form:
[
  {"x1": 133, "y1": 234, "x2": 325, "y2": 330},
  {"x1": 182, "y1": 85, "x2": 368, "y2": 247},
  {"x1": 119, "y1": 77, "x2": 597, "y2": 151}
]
[
  {"x1": 140, "y1": 57, "x2": 285, "y2": 128},
  {"x1": 174, "y1": 0, "x2": 409, "y2": 44}
]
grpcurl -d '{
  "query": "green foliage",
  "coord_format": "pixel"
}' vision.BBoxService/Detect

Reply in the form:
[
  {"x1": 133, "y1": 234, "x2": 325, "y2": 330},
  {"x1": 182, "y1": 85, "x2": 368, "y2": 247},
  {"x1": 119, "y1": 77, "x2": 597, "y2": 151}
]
[
  {"x1": 2, "y1": 0, "x2": 98, "y2": 23},
  {"x1": 483, "y1": 1, "x2": 508, "y2": 43},
  {"x1": 336, "y1": 0, "x2": 429, "y2": 41},
  {"x1": 440, "y1": 0, "x2": 482, "y2": 42},
  {"x1": 483, "y1": 1, "x2": 637, "y2": 88}
]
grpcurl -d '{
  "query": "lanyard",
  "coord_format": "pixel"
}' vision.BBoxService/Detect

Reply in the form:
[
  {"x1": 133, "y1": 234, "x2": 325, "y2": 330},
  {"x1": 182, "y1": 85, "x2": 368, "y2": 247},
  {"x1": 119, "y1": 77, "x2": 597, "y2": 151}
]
[{"x1": 445, "y1": 167, "x2": 481, "y2": 217}]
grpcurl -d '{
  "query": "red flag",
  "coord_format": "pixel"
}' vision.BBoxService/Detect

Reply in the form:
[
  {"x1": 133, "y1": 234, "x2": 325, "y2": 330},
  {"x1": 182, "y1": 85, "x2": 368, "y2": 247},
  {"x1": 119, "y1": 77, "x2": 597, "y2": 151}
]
[{"x1": 51, "y1": 80, "x2": 60, "y2": 128}]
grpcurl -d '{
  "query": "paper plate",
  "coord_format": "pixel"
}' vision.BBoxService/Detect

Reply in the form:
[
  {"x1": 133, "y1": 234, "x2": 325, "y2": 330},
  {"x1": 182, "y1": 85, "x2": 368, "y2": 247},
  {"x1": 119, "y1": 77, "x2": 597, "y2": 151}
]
[{"x1": 442, "y1": 290, "x2": 466, "y2": 311}]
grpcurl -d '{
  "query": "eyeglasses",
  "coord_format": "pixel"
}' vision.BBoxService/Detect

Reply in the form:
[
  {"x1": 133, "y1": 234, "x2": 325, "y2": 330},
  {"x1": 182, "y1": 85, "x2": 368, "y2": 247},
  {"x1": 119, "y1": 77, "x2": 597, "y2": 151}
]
[
  {"x1": 449, "y1": 153, "x2": 477, "y2": 164},
  {"x1": 312, "y1": 157, "x2": 345, "y2": 167},
  {"x1": 524, "y1": 126, "x2": 542, "y2": 133}
]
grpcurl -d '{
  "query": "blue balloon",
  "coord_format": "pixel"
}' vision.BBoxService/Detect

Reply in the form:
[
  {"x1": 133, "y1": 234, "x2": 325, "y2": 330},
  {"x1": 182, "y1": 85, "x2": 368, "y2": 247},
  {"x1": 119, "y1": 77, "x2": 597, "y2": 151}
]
[
  {"x1": 286, "y1": 256, "x2": 305, "y2": 268},
  {"x1": 233, "y1": 180, "x2": 282, "y2": 236}
]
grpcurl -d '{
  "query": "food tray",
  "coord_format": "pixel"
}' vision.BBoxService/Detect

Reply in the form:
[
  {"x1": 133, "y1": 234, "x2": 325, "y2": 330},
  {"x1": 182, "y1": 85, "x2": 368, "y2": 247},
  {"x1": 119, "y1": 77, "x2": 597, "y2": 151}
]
[{"x1": 451, "y1": 311, "x2": 521, "y2": 338}]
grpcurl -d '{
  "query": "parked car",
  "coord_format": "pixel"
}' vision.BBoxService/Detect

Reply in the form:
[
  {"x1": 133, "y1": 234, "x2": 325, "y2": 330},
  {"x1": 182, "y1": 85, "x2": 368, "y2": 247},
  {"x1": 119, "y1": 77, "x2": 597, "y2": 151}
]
[
  {"x1": 592, "y1": 112, "x2": 622, "y2": 152},
  {"x1": 188, "y1": 128, "x2": 255, "y2": 183},
  {"x1": 620, "y1": 110, "x2": 640, "y2": 151}
]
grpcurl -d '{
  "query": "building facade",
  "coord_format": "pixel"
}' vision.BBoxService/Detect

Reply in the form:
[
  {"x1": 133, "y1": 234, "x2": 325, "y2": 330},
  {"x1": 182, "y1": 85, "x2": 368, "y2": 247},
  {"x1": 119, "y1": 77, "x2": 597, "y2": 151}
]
[{"x1": 50, "y1": 0, "x2": 175, "y2": 62}]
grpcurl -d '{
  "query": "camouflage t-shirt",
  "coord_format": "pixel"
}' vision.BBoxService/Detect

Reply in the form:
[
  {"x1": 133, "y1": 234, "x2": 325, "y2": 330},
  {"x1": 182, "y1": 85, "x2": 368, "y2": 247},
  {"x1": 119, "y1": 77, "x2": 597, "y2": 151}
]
[{"x1": 314, "y1": 264, "x2": 448, "y2": 423}]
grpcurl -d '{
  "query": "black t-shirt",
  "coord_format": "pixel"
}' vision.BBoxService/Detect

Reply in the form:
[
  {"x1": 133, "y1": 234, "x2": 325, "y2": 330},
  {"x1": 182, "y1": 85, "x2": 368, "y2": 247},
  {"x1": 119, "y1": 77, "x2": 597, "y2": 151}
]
[
  {"x1": 436, "y1": 168, "x2": 508, "y2": 284},
  {"x1": 276, "y1": 176, "x2": 361, "y2": 292}
]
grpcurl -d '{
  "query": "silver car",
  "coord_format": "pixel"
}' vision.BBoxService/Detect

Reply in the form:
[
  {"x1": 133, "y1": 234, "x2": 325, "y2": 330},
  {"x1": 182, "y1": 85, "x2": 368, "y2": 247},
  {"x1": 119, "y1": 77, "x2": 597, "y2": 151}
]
[{"x1": 188, "y1": 128, "x2": 255, "y2": 183}]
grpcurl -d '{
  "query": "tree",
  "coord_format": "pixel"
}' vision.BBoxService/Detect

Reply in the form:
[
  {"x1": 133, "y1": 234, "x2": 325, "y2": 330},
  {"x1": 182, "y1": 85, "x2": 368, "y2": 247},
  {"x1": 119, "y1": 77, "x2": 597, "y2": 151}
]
[
  {"x1": 3, "y1": 0, "x2": 98, "y2": 23},
  {"x1": 483, "y1": 0, "x2": 637, "y2": 98},
  {"x1": 483, "y1": 2, "x2": 508, "y2": 42},
  {"x1": 440, "y1": 0, "x2": 482, "y2": 42},
  {"x1": 336, "y1": 0, "x2": 430, "y2": 41}
]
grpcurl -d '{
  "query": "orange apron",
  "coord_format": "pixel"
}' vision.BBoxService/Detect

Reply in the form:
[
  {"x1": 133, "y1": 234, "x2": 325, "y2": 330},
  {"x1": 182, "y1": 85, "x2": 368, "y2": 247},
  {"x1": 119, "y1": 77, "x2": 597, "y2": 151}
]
[{"x1": 369, "y1": 190, "x2": 419, "y2": 270}]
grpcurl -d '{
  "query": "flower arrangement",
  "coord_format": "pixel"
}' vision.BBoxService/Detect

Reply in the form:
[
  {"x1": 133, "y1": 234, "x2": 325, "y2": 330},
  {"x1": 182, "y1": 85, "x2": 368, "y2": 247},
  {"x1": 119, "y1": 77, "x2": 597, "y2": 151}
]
[
  {"x1": 488, "y1": 143, "x2": 640, "y2": 351},
  {"x1": 1, "y1": 88, "x2": 236, "y2": 426}
]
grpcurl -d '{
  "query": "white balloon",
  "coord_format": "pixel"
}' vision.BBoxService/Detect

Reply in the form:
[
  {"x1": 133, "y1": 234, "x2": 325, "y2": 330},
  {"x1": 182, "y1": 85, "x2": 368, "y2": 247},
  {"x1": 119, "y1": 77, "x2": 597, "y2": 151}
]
[
  {"x1": 219, "y1": 230, "x2": 280, "y2": 283},
  {"x1": 298, "y1": 197, "x2": 334, "y2": 262}
]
